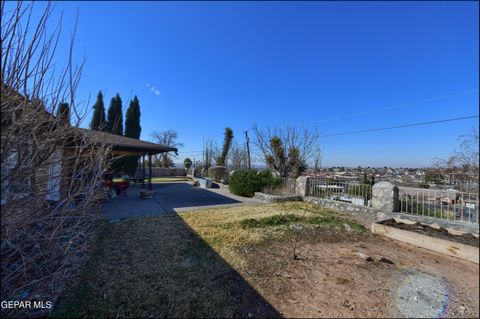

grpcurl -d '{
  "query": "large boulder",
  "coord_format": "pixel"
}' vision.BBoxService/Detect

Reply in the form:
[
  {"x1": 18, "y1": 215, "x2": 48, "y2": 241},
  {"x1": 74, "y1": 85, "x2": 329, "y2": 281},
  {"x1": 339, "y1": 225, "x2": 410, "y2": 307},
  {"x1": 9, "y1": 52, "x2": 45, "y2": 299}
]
[{"x1": 208, "y1": 165, "x2": 226, "y2": 182}]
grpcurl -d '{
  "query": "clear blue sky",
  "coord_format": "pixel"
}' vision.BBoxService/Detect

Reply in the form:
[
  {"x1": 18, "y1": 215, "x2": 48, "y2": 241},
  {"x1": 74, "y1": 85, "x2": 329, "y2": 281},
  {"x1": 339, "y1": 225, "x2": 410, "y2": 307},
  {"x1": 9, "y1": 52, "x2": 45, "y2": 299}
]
[{"x1": 28, "y1": 1, "x2": 480, "y2": 167}]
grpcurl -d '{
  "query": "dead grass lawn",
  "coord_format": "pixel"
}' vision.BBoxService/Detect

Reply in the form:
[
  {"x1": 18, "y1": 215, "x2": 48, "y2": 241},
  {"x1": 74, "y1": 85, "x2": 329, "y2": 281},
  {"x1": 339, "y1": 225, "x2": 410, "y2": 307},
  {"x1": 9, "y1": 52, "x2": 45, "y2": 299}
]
[{"x1": 52, "y1": 202, "x2": 479, "y2": 318}]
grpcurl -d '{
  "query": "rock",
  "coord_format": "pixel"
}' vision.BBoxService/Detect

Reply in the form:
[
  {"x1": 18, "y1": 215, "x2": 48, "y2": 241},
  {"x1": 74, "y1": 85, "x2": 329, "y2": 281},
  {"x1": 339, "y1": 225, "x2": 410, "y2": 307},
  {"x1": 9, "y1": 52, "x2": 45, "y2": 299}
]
[
  {"x1": 343, "y1": 223, "x2": 352, "y2": 232},
  {"x1": 374, "y1": 256, "x2": 395, "y2": 264},
  {"x1": 343, "y1": 300, "x2": 355, "y2": 310},
  {"x1": 355, "y1": 251, "x2": 373, "y2": 261},
  {"x1": 459, "y1": 306, "x2": 468, "y2": 314}
]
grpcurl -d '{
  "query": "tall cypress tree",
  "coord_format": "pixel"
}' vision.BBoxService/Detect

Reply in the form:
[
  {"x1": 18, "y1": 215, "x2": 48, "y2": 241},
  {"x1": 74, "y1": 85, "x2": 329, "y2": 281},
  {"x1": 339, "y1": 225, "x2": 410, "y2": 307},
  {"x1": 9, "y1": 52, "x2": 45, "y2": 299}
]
[
  {"x1": 90, "y1": 91, "x2": 106, "y2": 131},
  {"x1": 106, "y1": 94, "x2": 124, "y2": 173},
  {"x1": 124, "y1": 95, "x2": 141, "y2": 139},
  {"x1": 124, "y1": 96, "x2": 142, "y2": 175},
  {"x1": 57, "y1": 102, "x2": 70, "y2": 126},
  {"x1": 107, "y1": 93, "x2": 123, "y2": 135}
]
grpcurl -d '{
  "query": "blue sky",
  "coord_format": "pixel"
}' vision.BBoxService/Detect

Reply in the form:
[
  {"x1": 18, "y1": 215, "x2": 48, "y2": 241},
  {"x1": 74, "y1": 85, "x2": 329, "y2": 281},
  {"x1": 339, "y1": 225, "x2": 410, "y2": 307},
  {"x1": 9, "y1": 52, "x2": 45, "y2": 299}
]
[{"x1": 24, "y1": 1, "x2": 479, "y2": 167}]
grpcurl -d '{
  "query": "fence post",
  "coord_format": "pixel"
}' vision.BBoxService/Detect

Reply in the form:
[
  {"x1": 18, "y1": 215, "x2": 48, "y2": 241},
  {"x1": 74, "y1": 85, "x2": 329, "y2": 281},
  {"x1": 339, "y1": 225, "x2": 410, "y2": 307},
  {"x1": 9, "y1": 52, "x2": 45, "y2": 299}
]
[
  {"x1": 295, "y1": 176, "x2": 310, "y2": 197},
  {"x1": 372, "y1": 182, "x2": 397, "y2": 213},
  {"x1": 393, "y1": 185, "x2": 399, "y2": 212}
]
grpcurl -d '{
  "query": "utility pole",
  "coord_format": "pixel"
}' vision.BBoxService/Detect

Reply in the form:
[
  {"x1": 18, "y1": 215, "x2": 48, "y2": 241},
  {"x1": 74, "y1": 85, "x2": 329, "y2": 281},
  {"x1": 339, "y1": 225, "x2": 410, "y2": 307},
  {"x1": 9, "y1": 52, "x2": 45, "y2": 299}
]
[{"x1": 245, "y1": 130, "x2": 251, "y2": 170}]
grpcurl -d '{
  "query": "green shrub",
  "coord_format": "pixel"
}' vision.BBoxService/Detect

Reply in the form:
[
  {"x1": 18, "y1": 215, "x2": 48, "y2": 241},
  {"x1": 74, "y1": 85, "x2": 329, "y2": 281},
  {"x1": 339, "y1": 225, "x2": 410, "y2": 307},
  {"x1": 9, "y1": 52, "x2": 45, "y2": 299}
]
[
  {"x1": 240, "y1": 214, "x2": 302, "y2": 228},
  {"x1": 229, "y1": 170, "x2": 280, "y2": 197},
  {"x1": 239, "y1": 213, "x2": 367, "y2": 233}
]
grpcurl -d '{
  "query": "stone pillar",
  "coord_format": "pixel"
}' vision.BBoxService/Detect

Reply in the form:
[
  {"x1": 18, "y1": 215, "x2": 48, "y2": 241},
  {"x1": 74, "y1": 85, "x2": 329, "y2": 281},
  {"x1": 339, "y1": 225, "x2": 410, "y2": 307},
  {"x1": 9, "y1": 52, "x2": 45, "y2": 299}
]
[
  {"x1": 295, "y1": 176, "x2": 310, "y2": 197},
  {"x1": 372, "y1": 181, "x2": 398, "y2": 213}
]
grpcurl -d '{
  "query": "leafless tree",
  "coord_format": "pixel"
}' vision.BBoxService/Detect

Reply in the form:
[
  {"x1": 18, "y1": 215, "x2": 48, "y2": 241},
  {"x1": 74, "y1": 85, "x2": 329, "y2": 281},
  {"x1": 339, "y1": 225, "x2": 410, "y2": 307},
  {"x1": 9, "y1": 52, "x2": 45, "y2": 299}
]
[
  {"x1": 313, "y1": 146, "x2": 322, "y2": 177},
  {"x1": 201, "y1": 139, "x2": 214, "y2": 171},
  {"x1": 433, "y1": 128, "x2": 479, "y2": 192},
  {"x1": 279, "y1": 201, "x2": 314, "y2": 261},
  {"x1": 151, "y1": 129, "x2": 183, "y2": 167},
  {"x1": 452, "y1": 129, "x2": 479, "y2": 181},
  {"x1": 252, "y1": 124, "x2": 319, "y2": 177},
  {"x1": 229, "y1": 141, "x2": 248, "y2": 171},
  {"x1": 1, "y1": 3, "x2": 110, "y2": 317}
]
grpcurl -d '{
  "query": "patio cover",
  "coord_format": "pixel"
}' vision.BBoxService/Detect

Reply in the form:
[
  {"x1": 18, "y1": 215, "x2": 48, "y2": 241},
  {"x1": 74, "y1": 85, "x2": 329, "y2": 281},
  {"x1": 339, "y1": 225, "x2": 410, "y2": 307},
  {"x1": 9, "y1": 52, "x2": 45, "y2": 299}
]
[
  {"x1": 76, "y1": 128, "x2": 178, "y2": 191},
  {"x1": 76, "y1": 128, "x2": 178, "y2": 156}
]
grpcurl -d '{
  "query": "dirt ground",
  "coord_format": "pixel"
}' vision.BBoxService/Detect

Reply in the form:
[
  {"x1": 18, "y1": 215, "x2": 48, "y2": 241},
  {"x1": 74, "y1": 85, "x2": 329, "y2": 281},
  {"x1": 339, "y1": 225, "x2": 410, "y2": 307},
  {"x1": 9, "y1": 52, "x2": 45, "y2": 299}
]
[
  {"x1": 53, "y1": 203, "x2": 479, "y2": 318},
  {"x1": 382, "y1": 219, "x2": 479, "y2": 247},
  {"x1": 240, "y1": 231, "x2": 479, "y2": 318}
]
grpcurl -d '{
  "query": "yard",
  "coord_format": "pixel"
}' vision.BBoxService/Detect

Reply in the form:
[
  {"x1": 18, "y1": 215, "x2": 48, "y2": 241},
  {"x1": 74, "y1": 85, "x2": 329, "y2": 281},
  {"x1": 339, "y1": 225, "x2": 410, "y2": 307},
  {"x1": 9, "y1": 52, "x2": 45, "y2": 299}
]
[{"x1": 53, "y1": 202, "x2": 479, "y2": 318}]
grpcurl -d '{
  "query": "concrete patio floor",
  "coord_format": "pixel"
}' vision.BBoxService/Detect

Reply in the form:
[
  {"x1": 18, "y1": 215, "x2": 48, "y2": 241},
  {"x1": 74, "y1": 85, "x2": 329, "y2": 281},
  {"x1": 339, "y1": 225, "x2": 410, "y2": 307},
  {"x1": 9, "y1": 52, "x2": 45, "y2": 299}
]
[{"x1": 102, "y1": 181, "x2": 265, "y2": 221}]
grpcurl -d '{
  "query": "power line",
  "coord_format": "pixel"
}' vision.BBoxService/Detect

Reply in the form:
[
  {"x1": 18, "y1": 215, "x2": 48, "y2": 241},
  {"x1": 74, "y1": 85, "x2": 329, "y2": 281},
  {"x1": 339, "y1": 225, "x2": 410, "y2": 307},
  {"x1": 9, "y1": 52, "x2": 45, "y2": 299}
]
[
  {"x1": 178, "y1": 114, "x2": 478, "y2": 155},
  {"x1": 304, "y1": 89, "x2": 478, "y2": 125},
  {"x1": 319, "y1": 115, "x2": 479, "y2": 138}
]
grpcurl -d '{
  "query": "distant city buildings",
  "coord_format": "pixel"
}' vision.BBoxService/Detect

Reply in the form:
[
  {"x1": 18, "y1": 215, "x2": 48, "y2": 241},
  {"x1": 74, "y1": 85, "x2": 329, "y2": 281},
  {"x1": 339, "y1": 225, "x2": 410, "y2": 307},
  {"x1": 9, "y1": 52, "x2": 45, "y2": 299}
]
[{"x1": 306, "y1": 166, "x2": 478, "y2": 193}]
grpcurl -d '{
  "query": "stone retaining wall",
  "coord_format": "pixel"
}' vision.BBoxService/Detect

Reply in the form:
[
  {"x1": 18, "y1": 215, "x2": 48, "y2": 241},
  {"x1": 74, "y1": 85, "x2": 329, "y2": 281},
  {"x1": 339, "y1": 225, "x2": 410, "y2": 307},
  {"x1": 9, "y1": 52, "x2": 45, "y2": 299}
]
[
  {"x1": 254, "y1": 192, "x2": 302, "y2": 203},
  {"x1": 303, "y1": 196, "x2": 382, "y2": 227}
]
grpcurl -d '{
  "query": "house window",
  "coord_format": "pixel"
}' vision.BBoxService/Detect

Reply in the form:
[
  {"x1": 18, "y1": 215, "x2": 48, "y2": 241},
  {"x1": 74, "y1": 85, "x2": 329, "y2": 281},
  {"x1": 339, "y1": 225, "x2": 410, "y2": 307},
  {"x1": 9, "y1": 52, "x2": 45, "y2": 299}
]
[
  {"x1": 1, "y1": 146, "x2": 34, "y2": 205},
  {"x1": 46, "y1": 149, "x2": 62, "y2": 201},
  {"x1": 1, "y1": 150, "x2": 19, "y2": 205}
]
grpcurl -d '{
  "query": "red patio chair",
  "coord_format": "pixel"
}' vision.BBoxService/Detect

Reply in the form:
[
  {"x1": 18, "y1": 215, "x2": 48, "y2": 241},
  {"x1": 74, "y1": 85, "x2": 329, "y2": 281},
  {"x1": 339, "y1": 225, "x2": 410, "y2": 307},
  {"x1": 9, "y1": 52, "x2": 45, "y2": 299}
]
[{"x1": 114, "y1": 181, "x2": 129, "y2": 196}]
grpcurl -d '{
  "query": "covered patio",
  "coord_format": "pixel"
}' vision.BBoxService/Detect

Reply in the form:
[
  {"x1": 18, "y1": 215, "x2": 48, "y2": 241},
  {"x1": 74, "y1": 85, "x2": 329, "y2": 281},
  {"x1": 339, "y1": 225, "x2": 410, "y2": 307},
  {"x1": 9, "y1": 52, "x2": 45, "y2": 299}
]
[{"x1": 77, "y1": 128, "x2": 178, "y2": 191}]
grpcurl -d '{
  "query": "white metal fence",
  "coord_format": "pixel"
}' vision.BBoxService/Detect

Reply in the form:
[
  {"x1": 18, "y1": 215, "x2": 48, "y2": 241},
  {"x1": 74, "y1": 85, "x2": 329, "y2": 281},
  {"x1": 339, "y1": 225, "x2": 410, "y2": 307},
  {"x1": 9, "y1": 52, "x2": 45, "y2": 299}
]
[
  {"x1": 263, "y1": 177, "x2": 296, "y2": 195},
  {"x1": 307, "y1": 179, "x2": 373, "y2": 207},
  {"x1": 397, "y1": 186, "x2": 479, "y2": 224}
]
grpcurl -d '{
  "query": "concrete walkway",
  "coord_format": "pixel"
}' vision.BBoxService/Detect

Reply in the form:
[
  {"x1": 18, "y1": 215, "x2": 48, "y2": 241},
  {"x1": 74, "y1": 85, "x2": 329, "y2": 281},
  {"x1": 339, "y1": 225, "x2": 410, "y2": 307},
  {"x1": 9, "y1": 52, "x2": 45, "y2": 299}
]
[{"x1": 102, "y1": 182, "x2": 265, "y2": 221}]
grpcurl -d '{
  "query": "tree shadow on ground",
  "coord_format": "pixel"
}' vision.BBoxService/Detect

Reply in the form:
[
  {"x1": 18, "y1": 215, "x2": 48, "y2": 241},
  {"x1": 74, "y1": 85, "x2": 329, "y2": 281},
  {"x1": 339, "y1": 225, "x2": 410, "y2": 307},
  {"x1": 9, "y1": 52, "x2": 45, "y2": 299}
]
[
  {"x1": 52, "y1": 213, "x2": 280, "y2": 318},
  {"x1": 153, "y1": 182, "x2": 241, "y2": 213}
]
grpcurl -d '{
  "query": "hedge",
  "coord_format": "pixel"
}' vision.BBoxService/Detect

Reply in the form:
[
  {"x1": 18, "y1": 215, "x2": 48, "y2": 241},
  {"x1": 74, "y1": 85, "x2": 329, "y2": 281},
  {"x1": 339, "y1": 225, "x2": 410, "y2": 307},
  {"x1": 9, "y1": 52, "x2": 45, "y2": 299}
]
[{"x1": 229, "y1": 170, "x2": 280, "y2": 197}]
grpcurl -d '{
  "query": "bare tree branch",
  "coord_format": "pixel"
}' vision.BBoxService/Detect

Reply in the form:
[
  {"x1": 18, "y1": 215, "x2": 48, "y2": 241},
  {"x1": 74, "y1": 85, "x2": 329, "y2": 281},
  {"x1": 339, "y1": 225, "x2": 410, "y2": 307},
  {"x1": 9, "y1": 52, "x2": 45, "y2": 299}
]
[
  {"x1": 252, "y1": 124, "x2": 319, "y2": 177},
  {"x1": 1, "y1": 3, "x2": 110, "y2": 317}
]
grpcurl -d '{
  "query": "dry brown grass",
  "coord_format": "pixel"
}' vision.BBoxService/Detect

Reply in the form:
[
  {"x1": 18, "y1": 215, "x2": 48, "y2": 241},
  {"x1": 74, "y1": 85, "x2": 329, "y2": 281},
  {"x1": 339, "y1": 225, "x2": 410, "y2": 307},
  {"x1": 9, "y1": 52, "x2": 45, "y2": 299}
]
[
  {"x1": 52, "y1": 202, "x2": 366, "y2": 318},
  {"x1": 180, "y1": 202, "x2": 366, "y2": 268}
]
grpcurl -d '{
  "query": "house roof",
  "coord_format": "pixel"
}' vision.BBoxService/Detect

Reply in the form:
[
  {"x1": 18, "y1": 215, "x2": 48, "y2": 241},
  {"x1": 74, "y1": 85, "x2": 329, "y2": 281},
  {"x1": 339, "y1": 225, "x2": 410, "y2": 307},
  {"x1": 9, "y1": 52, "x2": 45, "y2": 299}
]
[{"x1": 76, "y1": 128, "x2": 178, "y2": 156}]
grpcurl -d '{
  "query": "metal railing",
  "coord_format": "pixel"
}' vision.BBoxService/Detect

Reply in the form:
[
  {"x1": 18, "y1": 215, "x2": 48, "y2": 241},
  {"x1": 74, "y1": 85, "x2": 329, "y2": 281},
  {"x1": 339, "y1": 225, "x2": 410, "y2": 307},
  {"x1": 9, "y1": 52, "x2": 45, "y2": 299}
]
[
  {"x1": 263, "y1": 177, "x2": 296, "y2": 195},
  {"x1": 397, "y1": 186, "x2": 479, "y2": 224},
  {"x1": 307, "y1": 179, "x2": 372, "y2": 207}
]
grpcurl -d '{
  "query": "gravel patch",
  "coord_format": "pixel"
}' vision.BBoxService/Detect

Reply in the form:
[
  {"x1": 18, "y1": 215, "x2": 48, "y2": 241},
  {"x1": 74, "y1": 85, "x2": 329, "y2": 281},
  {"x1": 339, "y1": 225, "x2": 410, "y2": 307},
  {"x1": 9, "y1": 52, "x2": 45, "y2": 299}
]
[{"x1": 391, "y1": 269, "x2": 450, "y2": 318}]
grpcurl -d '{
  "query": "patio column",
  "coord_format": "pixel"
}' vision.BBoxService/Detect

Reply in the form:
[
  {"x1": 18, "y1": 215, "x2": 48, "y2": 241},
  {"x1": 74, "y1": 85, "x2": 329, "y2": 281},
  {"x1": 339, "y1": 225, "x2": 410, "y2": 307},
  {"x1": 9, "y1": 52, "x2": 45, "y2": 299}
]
[
  {"x1": 148, "y1": 154, "x2": 152, "y2": 191},
  {"x1": 142, "y1": 155, "x2": 145, "y2": 189}
]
